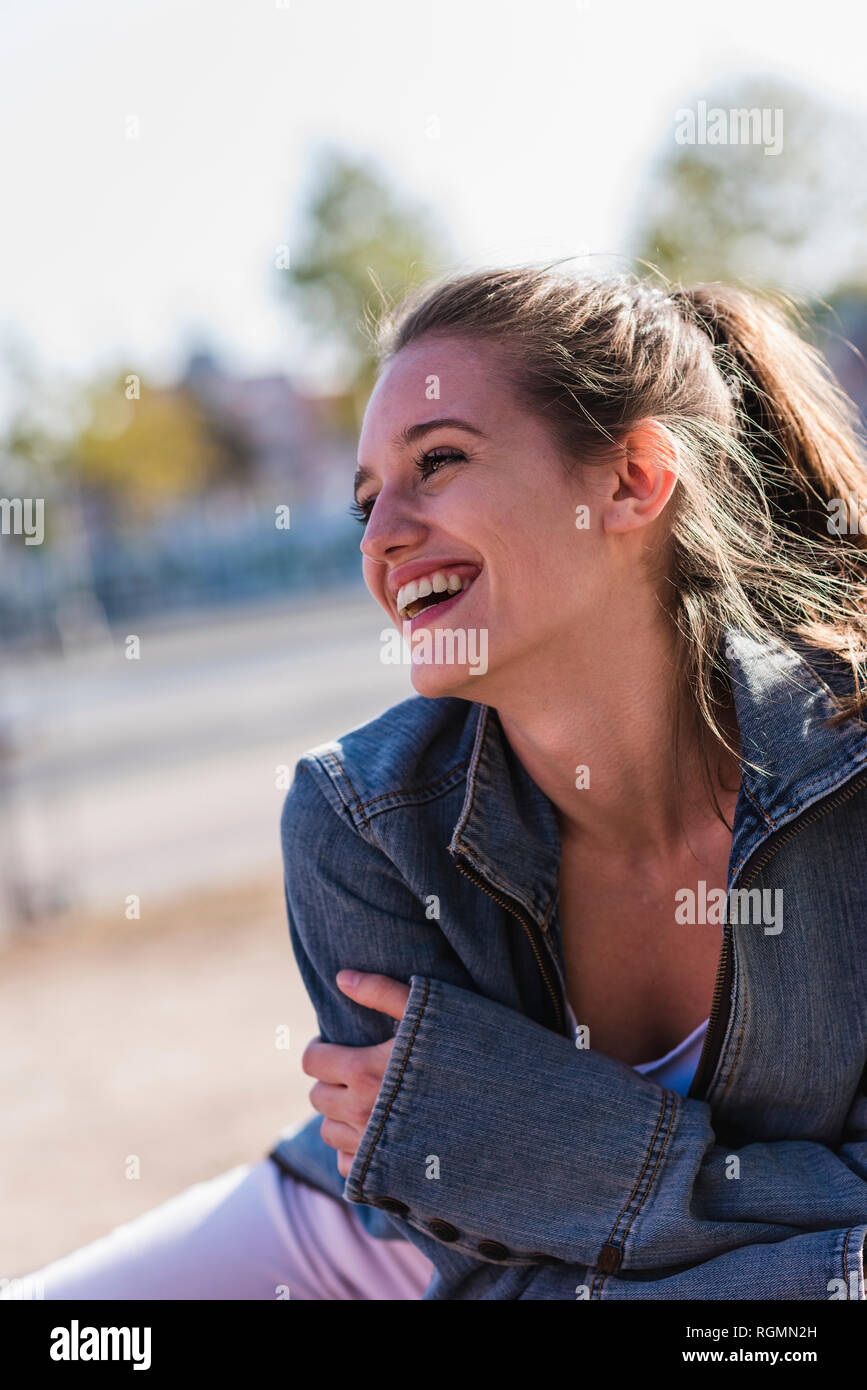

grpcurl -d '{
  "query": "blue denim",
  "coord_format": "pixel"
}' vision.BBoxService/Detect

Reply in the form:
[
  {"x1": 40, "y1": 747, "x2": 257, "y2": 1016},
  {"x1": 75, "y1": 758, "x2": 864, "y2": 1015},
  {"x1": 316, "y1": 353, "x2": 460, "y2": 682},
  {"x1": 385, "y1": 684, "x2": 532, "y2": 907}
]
[{"x1": 268, "y1": 627, "x2": 867, "y2": 1299}]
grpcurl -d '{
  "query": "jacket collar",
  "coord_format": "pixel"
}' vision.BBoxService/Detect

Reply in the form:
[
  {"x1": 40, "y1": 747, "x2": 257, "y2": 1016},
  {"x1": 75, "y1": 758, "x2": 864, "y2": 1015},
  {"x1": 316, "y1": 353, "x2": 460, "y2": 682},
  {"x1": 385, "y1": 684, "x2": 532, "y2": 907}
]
[{"x1": 448, "y1": 626, "x2": 867, "y2": 926}]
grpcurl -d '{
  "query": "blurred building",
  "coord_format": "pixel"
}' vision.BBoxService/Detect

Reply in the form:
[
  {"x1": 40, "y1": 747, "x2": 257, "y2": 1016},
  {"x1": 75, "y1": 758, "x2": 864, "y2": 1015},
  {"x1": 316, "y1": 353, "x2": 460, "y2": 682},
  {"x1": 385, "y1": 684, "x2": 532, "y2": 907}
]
[
  {"x1": 0, "y1": 353, "x2": 362, "y2": 650},
  {"x1": 182, "y1": 349, "x2": 353, "y2": 511}
]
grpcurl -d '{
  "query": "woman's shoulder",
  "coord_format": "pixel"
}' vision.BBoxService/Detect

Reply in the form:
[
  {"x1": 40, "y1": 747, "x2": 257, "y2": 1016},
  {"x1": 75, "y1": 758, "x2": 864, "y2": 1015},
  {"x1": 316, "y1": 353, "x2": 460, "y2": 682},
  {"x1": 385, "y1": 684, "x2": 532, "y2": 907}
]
[{"x1": 281, "y1": 693, "x2": 481, "y2": 837}]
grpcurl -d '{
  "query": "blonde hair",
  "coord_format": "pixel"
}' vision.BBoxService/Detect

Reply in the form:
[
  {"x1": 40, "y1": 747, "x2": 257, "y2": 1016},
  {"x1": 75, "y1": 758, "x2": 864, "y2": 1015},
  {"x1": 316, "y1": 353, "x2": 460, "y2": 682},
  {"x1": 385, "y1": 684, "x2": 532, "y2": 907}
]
[{"x1": 375, "y1": 264, "x2": 867, "y2": 803}]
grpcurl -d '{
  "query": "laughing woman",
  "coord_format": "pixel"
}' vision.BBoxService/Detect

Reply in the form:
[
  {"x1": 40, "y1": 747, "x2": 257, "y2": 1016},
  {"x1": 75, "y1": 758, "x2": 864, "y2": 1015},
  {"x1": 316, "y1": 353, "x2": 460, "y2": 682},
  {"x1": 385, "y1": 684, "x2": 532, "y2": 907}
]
[{"x1": 8, "y1": 264, "x2": 867, "y2": 1300}]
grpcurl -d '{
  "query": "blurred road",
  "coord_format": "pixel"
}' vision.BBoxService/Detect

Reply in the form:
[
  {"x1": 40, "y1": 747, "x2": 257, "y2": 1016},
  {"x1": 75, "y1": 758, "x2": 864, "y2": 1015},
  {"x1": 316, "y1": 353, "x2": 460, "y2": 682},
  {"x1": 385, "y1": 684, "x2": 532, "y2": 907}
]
[
  {"x1": 0, "y1": 587, "x2": 418, "y2": 1275},
  {"x1": 0, "y1": 587, "x2": 414, "y2": 932}
]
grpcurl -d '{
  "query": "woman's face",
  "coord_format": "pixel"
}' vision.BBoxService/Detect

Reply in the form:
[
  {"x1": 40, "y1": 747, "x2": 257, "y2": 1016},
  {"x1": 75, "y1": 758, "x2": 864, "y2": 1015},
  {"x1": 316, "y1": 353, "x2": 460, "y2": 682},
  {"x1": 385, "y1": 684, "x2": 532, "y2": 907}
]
[{"x1": 354, "y1": 333, "x2": 639, "y2": 702}]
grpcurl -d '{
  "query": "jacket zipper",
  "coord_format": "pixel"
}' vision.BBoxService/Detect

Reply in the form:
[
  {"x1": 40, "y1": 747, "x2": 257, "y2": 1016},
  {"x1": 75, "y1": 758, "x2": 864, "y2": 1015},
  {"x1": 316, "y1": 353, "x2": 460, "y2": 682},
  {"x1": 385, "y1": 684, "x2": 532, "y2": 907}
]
[
  {"x1": 688, "y1": 763, "x2": 867, "y2": 1100},
  {"x1": 455, "y1": 855, "x2": 566, "y2": 1034}
]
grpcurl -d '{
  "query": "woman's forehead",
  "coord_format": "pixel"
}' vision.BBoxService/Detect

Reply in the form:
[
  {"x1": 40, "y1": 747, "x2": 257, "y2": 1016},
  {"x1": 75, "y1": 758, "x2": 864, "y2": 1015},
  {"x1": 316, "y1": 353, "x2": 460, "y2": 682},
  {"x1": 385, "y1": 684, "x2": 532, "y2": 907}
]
[{"x1": 360, "y1": 338, "x2": 517, "y2": 449}]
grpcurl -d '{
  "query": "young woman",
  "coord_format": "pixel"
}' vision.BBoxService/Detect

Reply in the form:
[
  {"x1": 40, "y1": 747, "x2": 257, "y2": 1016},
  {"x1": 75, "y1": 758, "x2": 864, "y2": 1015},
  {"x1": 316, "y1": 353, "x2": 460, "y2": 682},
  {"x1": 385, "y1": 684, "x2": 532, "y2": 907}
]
[{"x1": 6, "y1": 265, "x2": 867, "y2": 1301}]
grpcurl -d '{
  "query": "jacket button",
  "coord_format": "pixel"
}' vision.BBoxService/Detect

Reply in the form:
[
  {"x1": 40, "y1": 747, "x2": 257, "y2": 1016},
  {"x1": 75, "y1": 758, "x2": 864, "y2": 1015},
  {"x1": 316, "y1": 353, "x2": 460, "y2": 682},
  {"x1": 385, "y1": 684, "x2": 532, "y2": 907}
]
[
  {"x1": 377, "y1": 1197, "x2": 410, "y2": 1216},
  {"x1": 477, "y1": 1240, "x2": 510, "y2": 1260},
  {"x1": 426, "y1": 1219, "x2": 460, "y2": 1242},
  {"x1": 597, "y1": 1243, "x2": 621, "y2": 1274}
]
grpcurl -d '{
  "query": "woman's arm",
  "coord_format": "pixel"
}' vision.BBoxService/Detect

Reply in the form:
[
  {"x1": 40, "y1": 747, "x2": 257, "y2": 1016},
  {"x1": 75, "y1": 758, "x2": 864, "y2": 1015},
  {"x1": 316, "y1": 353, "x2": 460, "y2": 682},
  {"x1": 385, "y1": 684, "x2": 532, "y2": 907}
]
[
  {"x1": 279, "y1": 756, "x2": 480, "y2": 1051},
  {"x1": 342, "y1": 972, "x2": 867, "y2": 1296},
  {"x1": 282, "y1": 757, "x2": 867, "y2": 1295}
]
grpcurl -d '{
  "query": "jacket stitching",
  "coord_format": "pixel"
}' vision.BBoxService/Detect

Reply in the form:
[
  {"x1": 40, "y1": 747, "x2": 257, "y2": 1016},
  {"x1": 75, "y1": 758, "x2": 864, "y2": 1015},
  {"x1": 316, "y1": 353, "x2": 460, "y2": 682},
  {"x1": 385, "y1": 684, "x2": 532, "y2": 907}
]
[
  {"x1": 355, "y1": 977, "x2": 431, "y2": 1203},
  {"x1": 841, "y1": 1226, "x2": 853, "y2": 1299},
  {"x1": 722, "y1": 767, "x2": 867, "y2": 884},
  {"x1": 740, "y1": 778, "x2": 775, "y2": 828},
  {"x1": 772, "y1": 753, "x2": 867, "y2": 822},
  {"x1": 592, "y1": 1091, "x2": 679, "y2": 1298},
  {"x1": 588, "y1": 1088, "x2": 671, "y2": 1296},
  {"x1": 728, "y1": 755, "x2": 867, "y2": 884},
  {"x1": 715, "y1": 771, "x2": 867, "y2": 1106},
  {"x1": 452, "y1": 832, "x2": 547, "y2": 924},
  {"x1": 326, "y1": 752, "x2": 377, "y2": 840},
  {"x1": 319, "y1": 717, "x2": 866, "y2": 881},
  {"x1": 317, "y1": 750, "x2": 368, "y2": 826},
  {"x1": 614, "y1": 1090, "x2": 680, "y2": 1256},
  {"x1": 449, "y1": 703, "x2": 489, "y2": 849},
  {"x1": 354, "y1": 762, "x2": 470, "y2": 811},
  {"x1": 716, "y1": 946, "x2": 747, "y2": 1105}
]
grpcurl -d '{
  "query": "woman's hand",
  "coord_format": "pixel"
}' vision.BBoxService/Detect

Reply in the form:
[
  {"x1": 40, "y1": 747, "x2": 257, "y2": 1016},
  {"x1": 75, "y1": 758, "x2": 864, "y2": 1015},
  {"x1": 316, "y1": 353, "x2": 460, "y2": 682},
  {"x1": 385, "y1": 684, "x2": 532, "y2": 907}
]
[{"x1": 302, "y1": 971, "x2": 411, "y2": 1179}]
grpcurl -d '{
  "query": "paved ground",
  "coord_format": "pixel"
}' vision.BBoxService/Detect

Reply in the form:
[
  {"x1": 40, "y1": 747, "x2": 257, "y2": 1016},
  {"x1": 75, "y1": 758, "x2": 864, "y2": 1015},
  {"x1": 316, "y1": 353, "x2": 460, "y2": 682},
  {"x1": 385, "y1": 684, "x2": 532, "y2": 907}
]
[{"x1": 0, "y1": 873, "x2": 319, "y2": 1276}]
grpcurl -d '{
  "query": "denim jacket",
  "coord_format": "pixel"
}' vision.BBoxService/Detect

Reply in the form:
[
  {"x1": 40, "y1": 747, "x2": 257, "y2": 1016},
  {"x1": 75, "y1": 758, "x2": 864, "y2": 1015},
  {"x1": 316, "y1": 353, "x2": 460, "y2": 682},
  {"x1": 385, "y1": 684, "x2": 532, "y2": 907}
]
[{"x1": 267, "y1": 627, "x2": 867, "y2": 1300}]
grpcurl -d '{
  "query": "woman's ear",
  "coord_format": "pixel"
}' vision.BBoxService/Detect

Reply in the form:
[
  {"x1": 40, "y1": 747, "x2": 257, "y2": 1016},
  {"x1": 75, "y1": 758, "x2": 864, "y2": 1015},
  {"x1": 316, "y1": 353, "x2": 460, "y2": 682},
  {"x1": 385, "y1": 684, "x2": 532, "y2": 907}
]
[{"x1": 602, "y1": 419, "x2": 679, "y2": 535}]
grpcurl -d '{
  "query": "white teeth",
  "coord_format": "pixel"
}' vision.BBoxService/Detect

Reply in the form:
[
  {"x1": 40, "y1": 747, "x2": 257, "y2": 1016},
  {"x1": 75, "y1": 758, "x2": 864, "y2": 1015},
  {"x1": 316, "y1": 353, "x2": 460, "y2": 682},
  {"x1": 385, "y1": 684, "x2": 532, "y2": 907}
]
[{"x1": 396, "y1": 569, "x2": 476, "y2": 616}]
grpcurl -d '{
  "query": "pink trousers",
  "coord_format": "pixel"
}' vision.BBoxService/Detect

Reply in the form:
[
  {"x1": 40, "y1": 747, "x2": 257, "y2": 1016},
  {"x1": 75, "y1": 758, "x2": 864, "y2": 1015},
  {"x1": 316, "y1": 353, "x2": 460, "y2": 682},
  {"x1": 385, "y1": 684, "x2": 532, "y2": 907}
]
[{"x1": 0, "y1": 1159, "x2": 435, "y2": 1301}]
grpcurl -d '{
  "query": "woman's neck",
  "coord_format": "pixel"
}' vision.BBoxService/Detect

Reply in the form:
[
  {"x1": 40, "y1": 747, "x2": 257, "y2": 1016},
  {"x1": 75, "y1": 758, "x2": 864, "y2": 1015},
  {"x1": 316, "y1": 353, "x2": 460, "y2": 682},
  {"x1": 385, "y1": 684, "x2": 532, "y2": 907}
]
[{"x1": 495, "y1": 626, "x2": 741, "y2": 859}]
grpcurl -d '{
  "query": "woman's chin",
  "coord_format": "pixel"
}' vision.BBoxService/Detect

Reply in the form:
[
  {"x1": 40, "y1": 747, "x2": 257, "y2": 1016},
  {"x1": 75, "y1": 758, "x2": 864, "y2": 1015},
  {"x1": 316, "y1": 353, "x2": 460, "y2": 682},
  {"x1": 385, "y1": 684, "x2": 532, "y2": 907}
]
[
  {"x1": 409, "y1": 662, "x2": 487, "y2": 700},
  {"x1": 402, "y1": 615, "x2": 492, "y2": 698}
]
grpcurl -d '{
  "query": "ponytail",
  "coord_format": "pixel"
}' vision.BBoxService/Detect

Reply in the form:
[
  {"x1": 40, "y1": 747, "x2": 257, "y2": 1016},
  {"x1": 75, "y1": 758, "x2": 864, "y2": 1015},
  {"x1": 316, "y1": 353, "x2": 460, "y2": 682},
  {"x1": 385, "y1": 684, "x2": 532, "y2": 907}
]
[
  {"x1": 673, "y1": 283, "x2": 867, "y2": 552},
  {"x1": 671, "y1": 282, "x2": 867, "y2": 725}
]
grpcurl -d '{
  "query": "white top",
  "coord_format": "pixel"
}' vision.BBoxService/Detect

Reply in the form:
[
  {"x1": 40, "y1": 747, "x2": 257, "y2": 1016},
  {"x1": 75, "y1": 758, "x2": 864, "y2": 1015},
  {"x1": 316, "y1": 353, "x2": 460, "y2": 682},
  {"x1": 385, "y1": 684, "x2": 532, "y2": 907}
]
[{"x1": 565, "y1": 1000, "x2": 708, "y2": 1097}]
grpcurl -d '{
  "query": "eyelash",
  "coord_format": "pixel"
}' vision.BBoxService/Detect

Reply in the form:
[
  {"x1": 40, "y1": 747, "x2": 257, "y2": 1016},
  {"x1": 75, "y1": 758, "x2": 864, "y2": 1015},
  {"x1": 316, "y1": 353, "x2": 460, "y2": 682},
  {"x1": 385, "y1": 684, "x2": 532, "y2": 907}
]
[{"x1": 349, "y1": 446, "x2": 467, "y2": 525}]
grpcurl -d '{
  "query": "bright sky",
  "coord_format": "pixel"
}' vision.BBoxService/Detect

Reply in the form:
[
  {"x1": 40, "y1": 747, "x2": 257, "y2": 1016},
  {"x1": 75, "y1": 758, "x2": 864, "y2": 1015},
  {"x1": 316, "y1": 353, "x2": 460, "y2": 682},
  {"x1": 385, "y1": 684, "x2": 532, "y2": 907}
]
[{"x1": 2, "y1": 0, "x2": 866, "y2": 423}]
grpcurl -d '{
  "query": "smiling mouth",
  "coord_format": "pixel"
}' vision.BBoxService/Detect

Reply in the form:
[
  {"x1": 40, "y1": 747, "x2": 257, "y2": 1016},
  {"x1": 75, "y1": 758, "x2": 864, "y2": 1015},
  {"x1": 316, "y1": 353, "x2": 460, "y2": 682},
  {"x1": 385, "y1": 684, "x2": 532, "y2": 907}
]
[{"x1": 396, "y1": 569, "x2": 476, "y2": 621}]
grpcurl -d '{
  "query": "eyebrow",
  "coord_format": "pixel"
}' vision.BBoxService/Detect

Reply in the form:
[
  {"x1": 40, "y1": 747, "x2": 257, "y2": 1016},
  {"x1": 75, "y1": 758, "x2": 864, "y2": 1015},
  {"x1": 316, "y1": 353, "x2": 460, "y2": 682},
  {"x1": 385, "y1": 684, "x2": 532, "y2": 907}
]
[{"x1": 353, "y1": 417, "x2": 486, "y2": 501}]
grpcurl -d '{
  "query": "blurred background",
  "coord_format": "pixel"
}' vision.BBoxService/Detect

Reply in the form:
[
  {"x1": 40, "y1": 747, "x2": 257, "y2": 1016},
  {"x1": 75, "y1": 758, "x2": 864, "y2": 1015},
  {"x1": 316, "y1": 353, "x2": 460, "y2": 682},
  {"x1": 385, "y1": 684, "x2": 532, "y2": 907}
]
[{"x1": 3, "y1": 0, "x2": 867, "y2": 1275}]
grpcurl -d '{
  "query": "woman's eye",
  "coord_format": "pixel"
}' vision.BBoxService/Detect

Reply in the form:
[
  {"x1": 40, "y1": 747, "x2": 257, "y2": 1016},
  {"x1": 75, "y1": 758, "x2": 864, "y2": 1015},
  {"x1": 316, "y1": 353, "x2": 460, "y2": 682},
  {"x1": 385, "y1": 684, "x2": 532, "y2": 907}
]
[
  {"x1": 349, "y1": 447, "x2": 466, "y2": 525},
  {"x1": 415, "y1": 447, "x2": 466, "y2": 480}
]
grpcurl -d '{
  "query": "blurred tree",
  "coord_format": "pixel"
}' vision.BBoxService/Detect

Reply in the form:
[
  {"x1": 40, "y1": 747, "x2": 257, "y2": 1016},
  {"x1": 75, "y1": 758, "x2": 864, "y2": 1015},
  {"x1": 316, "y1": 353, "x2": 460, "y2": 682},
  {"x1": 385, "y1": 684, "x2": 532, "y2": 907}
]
[
  {"x1": 0, "y1": 334, "x2": 75, "y2": 551},
  {"x1": 65, "y1": 373, "x2": 241, "y2": 520},
  {"x1": 277, "y1": 145, "x2": 452, "y2": 432},
  {"x1": 0, "y1": 336, "x2": 112, "y2": 646},
  {"x1": 630, "y1": 76, "x2": 867, "y2": 297}
]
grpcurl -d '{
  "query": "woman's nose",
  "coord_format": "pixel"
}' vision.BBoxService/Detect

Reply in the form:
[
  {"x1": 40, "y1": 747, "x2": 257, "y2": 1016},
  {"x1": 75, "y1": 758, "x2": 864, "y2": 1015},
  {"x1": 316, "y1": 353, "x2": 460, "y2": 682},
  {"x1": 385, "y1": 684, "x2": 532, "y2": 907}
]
[{"x1": 359, "y1": 494, "x2": 427, "y2": 563}]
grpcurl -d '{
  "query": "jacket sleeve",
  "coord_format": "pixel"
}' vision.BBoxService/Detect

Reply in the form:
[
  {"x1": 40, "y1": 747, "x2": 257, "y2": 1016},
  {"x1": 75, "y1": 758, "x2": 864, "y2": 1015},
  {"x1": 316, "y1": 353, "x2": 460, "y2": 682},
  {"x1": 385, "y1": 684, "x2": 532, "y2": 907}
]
[
  {"x1": 278, "y1": 757, "x2": 482, "y2": 1053},
  {"x1": 280, "y1": 758, "x2": 866, "y2": 1297},
  {"x1": 278, "y1": 752, "x2": 521, "y2": 1278},
  {"x1": 519, "y1": 1225, "x2": 867, "y2": 1299},
  {"x1": 344, "y1": 973, "x2": 867, "y2": 1297}
]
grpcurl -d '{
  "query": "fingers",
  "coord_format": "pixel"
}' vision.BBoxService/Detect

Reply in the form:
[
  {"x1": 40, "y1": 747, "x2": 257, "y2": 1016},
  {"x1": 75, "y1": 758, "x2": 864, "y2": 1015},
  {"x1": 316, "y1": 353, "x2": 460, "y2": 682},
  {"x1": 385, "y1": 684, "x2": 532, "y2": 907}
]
[
  {"x1": 320, "y1": 1117, "x2": 361, "y2": 1155},
  {"x1": 301, "y1": 1036, "x2": 368, "y2": 1085},
  {"x1": 309, "y1": 1079, "x2": 373, "y2": 1130},
  {"x1": 336, "y1": 970, "x2": 411, "y2": 1022}
]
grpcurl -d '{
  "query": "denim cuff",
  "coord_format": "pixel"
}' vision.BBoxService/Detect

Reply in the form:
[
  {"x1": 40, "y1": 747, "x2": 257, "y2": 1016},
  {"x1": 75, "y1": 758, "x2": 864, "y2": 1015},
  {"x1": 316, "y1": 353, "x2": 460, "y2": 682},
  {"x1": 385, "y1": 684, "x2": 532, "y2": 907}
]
[
  {"x1": 594, "y1": 1222, "x2": 866, "y2": 1300},
  {"x1": 344, "y1": 976, "x2": 867, "y2": 1281},
  {"x1": 516, "y1": 1223, "x2": 867, "y2": 1299},
  {"x1": 343, "y1": 974, "x2": 672, "y2": 1267}
]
